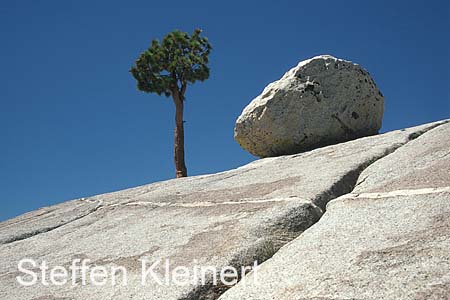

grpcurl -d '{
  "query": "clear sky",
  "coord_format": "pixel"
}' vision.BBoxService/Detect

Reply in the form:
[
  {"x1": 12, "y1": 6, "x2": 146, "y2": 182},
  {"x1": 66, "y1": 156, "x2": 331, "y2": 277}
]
[{"x1": 1, "y1": 0, "x2": 449, "y2": 221}]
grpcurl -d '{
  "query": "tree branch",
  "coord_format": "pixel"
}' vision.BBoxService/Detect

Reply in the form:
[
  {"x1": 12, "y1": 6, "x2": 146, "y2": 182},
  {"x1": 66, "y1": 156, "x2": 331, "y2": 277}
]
[{"x1": 180, "y1": 80, "x2": 187, "y2": 100}]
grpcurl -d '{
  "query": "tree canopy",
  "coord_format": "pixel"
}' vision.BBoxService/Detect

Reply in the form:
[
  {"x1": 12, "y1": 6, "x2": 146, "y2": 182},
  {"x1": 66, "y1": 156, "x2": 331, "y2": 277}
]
[{"x1": 130, "y1": 29, "x2": 212, "y2": 99}]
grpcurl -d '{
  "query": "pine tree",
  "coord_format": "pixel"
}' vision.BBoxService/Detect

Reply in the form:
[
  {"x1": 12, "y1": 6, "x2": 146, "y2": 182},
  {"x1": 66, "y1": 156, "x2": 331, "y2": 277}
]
[{"x1": 130, "y1": 29, "x2": 212, "y2": 178}]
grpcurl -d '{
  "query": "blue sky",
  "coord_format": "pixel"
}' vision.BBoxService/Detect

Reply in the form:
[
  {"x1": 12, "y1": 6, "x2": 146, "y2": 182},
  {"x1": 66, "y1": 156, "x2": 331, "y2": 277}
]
[{"x1": 1, "y1": 0, "x2": 449, "y2": 221}]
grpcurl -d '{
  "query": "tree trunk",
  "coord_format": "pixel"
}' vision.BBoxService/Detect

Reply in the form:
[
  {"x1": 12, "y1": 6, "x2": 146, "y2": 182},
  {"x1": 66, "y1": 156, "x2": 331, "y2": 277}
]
[{"x1": 172, "y1": 92, "x2": 187, "y2": 178}]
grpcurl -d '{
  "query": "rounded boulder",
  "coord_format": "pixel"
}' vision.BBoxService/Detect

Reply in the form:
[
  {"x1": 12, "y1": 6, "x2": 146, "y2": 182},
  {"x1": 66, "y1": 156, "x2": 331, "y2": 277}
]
[{"x1": 234, "y1": 55, "x2": 384, "y2": 157}]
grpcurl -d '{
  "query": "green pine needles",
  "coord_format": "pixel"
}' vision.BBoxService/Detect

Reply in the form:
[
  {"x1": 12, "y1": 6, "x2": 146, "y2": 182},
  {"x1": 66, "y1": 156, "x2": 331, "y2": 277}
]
[{"x1": 130, "y1": 29, "x2": 211, "y2": 98}]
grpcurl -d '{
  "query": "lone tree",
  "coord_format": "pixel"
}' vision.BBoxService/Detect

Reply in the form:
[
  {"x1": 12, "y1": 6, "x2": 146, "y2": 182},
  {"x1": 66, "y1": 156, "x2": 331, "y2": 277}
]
[{"x1": 130, "y1": 29, "x2": 212, "y2": 178}]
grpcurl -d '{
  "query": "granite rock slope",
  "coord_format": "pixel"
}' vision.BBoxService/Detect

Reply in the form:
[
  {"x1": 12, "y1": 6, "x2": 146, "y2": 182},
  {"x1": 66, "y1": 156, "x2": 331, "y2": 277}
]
[
  {"x1": 234, "y1": 55, "x2": 384, "y2": 157},
  {"x1": 0, "y1": 120, "x2": 447, "y2": 300},
  {"x1": 219, "y1": 121, "x2": 450, "y2": 300}
]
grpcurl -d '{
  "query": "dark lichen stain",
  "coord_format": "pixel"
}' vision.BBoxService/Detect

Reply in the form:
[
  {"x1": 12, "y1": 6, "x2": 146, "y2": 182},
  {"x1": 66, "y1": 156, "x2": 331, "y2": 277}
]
[{"x1": 305, "y1": 84, "x2": 315, "y2": 92}]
